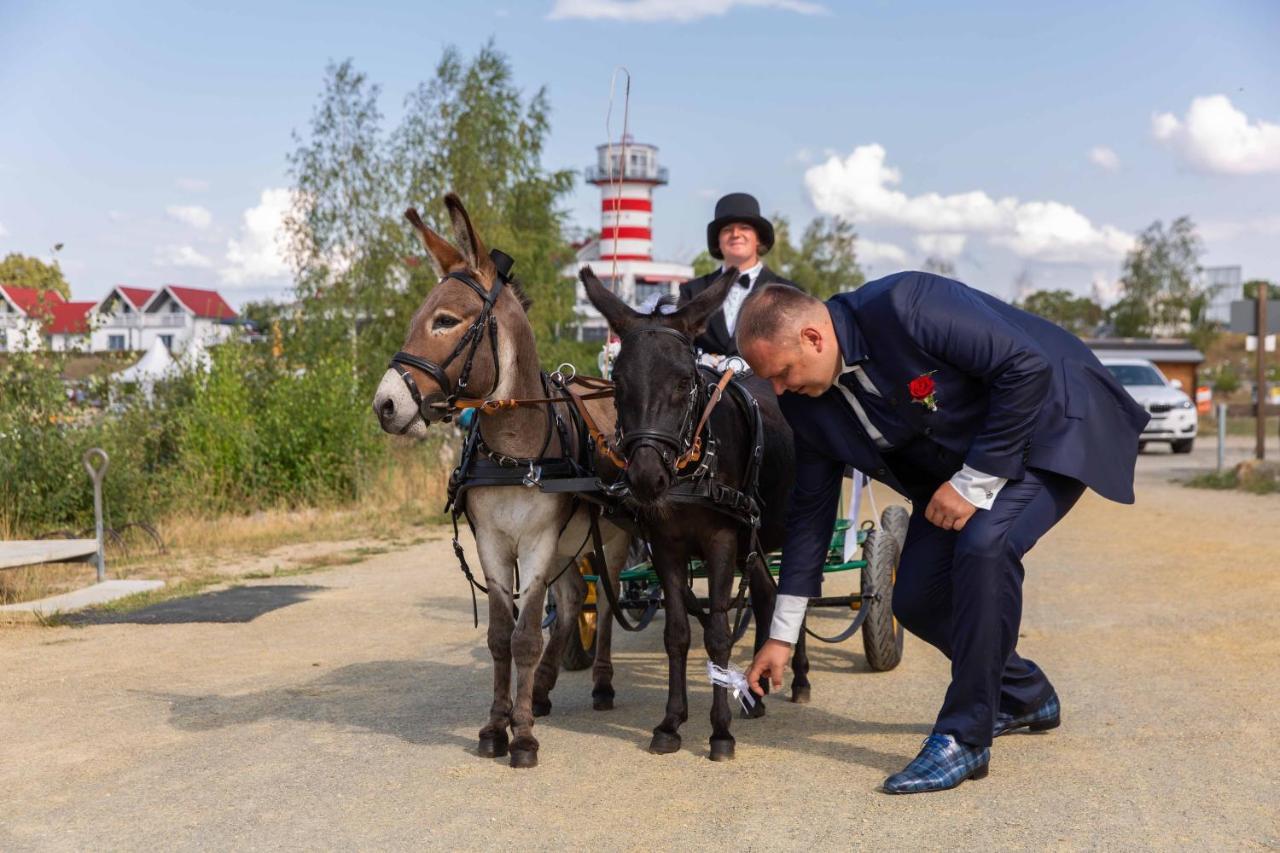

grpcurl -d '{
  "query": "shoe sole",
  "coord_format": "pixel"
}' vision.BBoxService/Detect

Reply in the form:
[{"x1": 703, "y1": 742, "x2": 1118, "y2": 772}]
[{"x1": 994, "y1": 712, "x2": 1060, "y2": 738}]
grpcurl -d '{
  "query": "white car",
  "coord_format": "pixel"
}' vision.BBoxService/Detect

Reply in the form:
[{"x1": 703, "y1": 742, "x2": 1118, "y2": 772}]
[{"x1": 1100, "y1": 357, "x2": 1197, "y2": 454}]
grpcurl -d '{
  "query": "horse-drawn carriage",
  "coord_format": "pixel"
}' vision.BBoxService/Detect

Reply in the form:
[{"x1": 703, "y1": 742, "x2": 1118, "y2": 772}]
[
  {"x1": 374, "y1": 194, "x2": 907, "y2": 766},
  {"x1": 559, "y1": 492, "x2": 907, "y2": 675}
]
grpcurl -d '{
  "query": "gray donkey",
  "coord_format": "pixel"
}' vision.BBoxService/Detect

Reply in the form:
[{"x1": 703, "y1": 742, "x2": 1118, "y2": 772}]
[{"x1": 372, "y1": 194, "x2": 630, "y2": 768}]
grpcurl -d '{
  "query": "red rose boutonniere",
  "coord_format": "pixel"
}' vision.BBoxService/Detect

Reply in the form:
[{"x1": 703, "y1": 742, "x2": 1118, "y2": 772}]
[{"x1": 909, "y1": 371, "x2": 939, "y2": 412}]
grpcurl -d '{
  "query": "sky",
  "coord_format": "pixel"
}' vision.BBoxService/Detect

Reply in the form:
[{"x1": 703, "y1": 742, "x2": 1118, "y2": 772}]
[{"x1": 1, "y1": 0, "x2": 1278, "y2": 310}]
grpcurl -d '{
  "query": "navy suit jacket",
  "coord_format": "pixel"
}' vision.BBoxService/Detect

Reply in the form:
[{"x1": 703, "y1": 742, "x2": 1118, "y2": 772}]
[{"x1": 777, "y1": 271, "x2": 1150, "y2": 598}]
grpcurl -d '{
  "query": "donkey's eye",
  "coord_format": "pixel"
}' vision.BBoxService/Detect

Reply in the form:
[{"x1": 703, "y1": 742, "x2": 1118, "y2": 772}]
[{"x1": 432, "y1": 314, "x2": 461, "y2": 331}]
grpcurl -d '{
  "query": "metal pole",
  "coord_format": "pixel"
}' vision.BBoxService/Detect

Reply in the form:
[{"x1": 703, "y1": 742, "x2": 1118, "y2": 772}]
[
  {"x1": 1257, "y1": 290, "x2": 1268, "y2": 461},
  {"x1": 82, "y1": 448, "x2": 109, "y2": 583},
  {"x1": 1217, "y1": 403, "x2": 1227, "y2": 473}
]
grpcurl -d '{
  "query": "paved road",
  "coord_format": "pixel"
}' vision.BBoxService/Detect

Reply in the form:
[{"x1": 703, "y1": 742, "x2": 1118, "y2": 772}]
[{"x1": 2, "y1": 448, "x2": 1278, "y2": 851}]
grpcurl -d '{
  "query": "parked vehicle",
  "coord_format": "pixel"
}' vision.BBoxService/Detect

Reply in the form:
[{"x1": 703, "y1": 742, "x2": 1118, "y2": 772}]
[{"x1": 1100, "y1": 358, "x2": 1197, "y2": 453}]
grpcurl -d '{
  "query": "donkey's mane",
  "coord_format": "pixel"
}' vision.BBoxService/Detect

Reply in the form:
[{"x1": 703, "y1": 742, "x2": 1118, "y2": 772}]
[
  {"x1": 506, "y1": 275, "x2": 533, "y2": 313},
  {"x1": 647, "y1": 295, "x2": 679, "y2": 317}
]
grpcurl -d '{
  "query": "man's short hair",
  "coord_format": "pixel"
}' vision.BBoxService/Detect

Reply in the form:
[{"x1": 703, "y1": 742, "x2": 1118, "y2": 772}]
[{"x1": 735, "y1": 284, "x2": 822, "y2": 349}]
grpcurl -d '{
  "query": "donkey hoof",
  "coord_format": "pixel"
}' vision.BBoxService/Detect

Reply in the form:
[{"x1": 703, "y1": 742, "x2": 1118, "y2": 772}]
[
  {"x1": 478, "y1": 730, "x2": 509, "y2": 758},
  {"x1": 709, "y1": 738, "x2": 736, "y2": 762},
  {"x1": 592, "y1": 687, "x2": 615, "y2": 711},
  {"x1": 791, "y1": 684, "x2": 812, "y2": 704},
  {"x1": 740, "y1": 699, "x2": 766, "y2": 719},
  {"x1": 648, "y1": 729, "x2": 682, "y2": 755},
  {"x1": 509, "y1": 737, "x2": 539, "y2": 769},
  {"x1": 532, "y1": 697, "x2": 552, "y2": 718}
]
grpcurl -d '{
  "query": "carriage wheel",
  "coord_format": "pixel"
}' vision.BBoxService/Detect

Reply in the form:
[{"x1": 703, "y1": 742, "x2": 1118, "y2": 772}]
[
  {"x1": 861, "y1": 526, "x2": 904, "y2": 671},
  {"x1": 561, "y1": 557, "x2": 597, "y2": 671}
]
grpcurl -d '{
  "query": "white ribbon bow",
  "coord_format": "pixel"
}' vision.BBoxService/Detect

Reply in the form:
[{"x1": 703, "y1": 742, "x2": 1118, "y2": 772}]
[{"x1": 706, "y1": 660, "x2": 756, "y2": 712}]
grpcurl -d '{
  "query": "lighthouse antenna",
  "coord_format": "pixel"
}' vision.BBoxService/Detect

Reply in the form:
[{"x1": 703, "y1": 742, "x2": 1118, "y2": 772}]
[{"x1": 605, "y1": 66, "x2": 632, "y2": 288}]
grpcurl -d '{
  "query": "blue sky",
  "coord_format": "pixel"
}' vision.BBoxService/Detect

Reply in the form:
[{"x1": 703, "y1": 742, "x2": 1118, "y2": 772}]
[{"x1": 2, "y1": 0, "x2": 1278, "y2": 308}]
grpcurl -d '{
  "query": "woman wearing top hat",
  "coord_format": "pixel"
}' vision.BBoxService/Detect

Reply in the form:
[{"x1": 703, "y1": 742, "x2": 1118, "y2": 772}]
[{"x1": 678, "y1": 192, "x2": 800, "y2": 359}]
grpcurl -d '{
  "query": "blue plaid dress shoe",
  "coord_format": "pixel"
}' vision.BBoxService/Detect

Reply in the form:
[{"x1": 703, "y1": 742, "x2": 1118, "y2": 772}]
[
  {"x1": 882, "y1": 734, "x2": 990, "y2": 795},
  {"x1": 994, "y1": 692, "x2": 1060, "y2": 738}
]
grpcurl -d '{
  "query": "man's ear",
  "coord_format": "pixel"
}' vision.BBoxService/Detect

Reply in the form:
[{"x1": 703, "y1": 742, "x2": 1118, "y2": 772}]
[
  {"x1": 674, "y1": 266, "x2": 738, "y2": 336},
  {"x1": 580, "y1": 266, "x2": 642, "y2": 337}
]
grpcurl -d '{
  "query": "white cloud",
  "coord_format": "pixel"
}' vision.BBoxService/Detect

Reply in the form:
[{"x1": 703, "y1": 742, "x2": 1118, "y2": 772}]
[
  {"x1": 914, "y1": 233, "x2": 967, "y2": 258},
  {"x1": 1201, "y1": 216, "x2": 1280, "y2": 241},
  {"x1": 804, "y1": 144, "x2": 1133, "y2": 263},
  {"x1": 1091, "y1": 272, "x2": 1124, "y2": 307},
  {"x1": 176, "y1": 177, "x2": 210, "y2": 192},
  {"x1": 107, "y1": 210, "x2": 125, "y2": 222},
  {"x1": 221, "y1": 188, "x2": 293, "y2": 286},
  {"x1": 0, "y1": 221, "x2": 7, "y2": 238},
  {"x1": 1089, "y1": 145, "x2": 1120, "y2": 171},
  {"x1": 548, "y1": 0, "x2": 826, "y2": 22},
  {"x1": 1152, "y1": 95, "x2": 1280, "y2": 175},
  {"x1": 154, "y1": 245, "x2": 213, "y2": 269},
  {"x1": 166, "y1": 204, "x2": 213, "y2": 230},
  {"x1": 857, "y1": 239, "x2": 908, "y2": 266}
]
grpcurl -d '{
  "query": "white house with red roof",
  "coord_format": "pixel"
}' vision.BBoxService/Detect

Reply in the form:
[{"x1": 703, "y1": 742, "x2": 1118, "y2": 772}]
[
  {"x1": 0, "y1": 282, "x2": 239, "y2": 353},
  {"x1": 0, "y1": 284, "x2": 70, "y2": 351},
  {"x1": 91, "y1": 284, "x2": 239, "y2": 354}
]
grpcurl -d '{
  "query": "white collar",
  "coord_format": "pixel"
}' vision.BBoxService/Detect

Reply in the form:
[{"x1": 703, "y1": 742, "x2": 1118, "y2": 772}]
[{"x1": 720, "y1": 262, "x2": 763, "y2": 285}]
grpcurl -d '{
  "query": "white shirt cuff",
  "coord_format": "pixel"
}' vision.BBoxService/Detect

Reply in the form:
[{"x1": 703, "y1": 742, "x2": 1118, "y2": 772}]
[
  {"x1": 769, "y1": 594, "x2": 808, "y2": 644},
  {"x1": 949, "y1": 465, "x2": 1007, "y2": 510}
]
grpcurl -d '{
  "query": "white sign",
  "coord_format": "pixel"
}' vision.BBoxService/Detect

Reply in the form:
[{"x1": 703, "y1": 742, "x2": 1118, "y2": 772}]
[{"x1": 1245, "y1": 335, "x2": 1277, "y2": 353}]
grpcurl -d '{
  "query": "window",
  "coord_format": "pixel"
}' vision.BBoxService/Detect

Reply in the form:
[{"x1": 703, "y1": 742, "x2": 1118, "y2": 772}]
[
  {"x1": 169, "y1": 300, "x2": 182, "y2": 313},
  {"x1": 580, "y1": 326, "x2": 608, "y2": 343},
  {"x1": 108, "y1": 335, "x2": 125, "y2": 351},
  {"x1": 1105, "y1": 364, "x2": 1166, "y2": 387},
  {"x1": 159, "y1": 335, "x2": 173, "y2": 351}
]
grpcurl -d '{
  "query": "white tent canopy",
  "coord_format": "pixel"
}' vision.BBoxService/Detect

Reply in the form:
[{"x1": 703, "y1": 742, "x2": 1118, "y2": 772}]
[
  {"x1": 112, "y1": 338, "x2": 178, "y2": 403},
  {"x1": 114, "y1": 338, "x2": 177, "y2": 385}
]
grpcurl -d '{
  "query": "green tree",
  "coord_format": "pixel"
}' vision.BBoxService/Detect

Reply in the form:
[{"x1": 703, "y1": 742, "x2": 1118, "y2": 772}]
[
  {"x1": 1017, "y1": 289, "x2": 1104, "y2": 337},
  {"x1": 690, "y1": 250, "x2": 717, "y2": 277},
  {"x1": 0, "y1": 252, "x2": 70, "y2": 299},
  {"x1": 1110, "y1": 216, "x2": 1209, "y2": 341},
  {"x1": 1243, "y1": 279, "x2": 1280, "y2": 300},
  {"x1": 766, "y1": 213, "x2": 865, "y2": 298},
  {"x1": 285, "y1": 44, "x2": 578, "y2": 382}
]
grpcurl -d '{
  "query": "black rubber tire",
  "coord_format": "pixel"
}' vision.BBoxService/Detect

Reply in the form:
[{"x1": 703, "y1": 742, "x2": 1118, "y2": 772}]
[
  {"x1": 1171, "y1": 438, "x2": 1194, "y2": 454},
  {"x1": 861, "y1": 529, "x2": 904, "y2": 672},
  {"x1": 560, "y1": 605, "x2": 596, "y2": 671},
  {"x1": 880, "y1": 505, "x2": 909, "y2": 557}
]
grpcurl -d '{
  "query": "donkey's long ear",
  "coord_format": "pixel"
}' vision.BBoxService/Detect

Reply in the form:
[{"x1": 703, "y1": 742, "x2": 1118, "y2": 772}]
[
  {"x1": 580, "y1": 266, "x2": 642, "y2": 337},
  {"x1": 444, "y1": 192, "x2": 495, "y2": 276},
  {"x1": 675, "y1": 266, "x2": 738, "y2": 336},
  {"x1": 405, "y1": 207, "x2": 462, "y2": 279}
]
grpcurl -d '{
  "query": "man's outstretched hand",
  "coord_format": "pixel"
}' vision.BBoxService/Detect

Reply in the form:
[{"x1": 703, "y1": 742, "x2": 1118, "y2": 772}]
[
  {"x1": 925, "y1": 481, "x2": 977, "y2": 531},
  {"x1": 746, "y1": 638, "x2": 793, "y2": 697}
]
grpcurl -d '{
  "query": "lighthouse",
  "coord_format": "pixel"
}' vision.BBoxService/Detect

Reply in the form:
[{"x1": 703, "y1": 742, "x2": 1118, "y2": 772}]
[{"x1": 568, "y1": 134, "x2": 694, "y2": 341}]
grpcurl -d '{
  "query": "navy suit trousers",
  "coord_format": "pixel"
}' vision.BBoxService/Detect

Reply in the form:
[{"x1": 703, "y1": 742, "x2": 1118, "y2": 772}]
[{"x1": 892, "y1": 466, "x2": 1085, "y2": 747}]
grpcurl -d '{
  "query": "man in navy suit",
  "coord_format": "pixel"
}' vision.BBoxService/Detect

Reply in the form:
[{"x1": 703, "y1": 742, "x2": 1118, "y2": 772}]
[{"x1": 739, "y1": 272, "x2": 1149, "y2": 794}]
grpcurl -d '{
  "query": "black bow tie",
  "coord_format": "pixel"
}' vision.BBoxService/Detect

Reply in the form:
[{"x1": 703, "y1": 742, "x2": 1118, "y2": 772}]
[{"x1": 736, "y1": 274, "x2": 752, "y2": 289}]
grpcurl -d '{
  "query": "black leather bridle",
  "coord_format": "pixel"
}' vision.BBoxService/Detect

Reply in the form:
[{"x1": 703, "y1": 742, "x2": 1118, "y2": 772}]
[
  {"x1": 613, "y1": 326, "x2": 705, "y2": 472},
  {"x1": 388, "y1": 249, "x2": 514, "y2": 426}
]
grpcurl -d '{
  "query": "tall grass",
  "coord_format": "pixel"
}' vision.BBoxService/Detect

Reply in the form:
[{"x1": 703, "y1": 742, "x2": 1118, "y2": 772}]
[{"x1": 0, "y1": 342, "x2": 453, "y2": 538}]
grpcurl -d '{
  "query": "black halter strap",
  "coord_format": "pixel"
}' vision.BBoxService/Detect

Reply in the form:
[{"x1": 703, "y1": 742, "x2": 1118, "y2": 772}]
[
  {"x1": 388, "y1": 250, "x2": 514, "y2": 425},
  {"x1": 614, "y1": 326, "x2": 702, "y2": 467}
]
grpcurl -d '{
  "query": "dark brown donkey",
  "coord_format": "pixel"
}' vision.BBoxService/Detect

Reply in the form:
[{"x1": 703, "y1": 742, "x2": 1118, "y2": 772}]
[
  {"x1": 372, "y1": 194, "x2": 630, "y2": 768},
  {"x1": 581, "y1": 266, "x2": 810, "y2": 761}
]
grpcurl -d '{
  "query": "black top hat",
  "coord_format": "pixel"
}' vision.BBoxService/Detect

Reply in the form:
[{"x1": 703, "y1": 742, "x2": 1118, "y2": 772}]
[{"x1": 706, "y1": 193, "x2": 775, "y2": 260}]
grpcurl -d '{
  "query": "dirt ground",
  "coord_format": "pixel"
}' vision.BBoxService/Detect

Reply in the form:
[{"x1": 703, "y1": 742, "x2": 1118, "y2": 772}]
[{"x1": 2, "y1": 439, "x2": 1278, "y2": 851}]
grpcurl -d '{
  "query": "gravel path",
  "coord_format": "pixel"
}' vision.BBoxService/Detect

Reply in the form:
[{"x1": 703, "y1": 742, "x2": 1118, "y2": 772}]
[{"x1": 1, "y1": 447, "x2": 1277, "y2": 851}]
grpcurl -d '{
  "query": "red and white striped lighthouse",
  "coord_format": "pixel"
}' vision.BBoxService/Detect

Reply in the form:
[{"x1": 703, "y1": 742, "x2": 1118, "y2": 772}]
[{"x1": 586, "y1": 135, "x2": 669, "y2": 263}]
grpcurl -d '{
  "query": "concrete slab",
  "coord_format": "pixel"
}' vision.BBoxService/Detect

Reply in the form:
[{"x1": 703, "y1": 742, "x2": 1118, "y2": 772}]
[
  {"x1": 0, "y1": 539, "x2": 98, "y2": 570},
  {"x1": 0, "y1": 579, "x2": 164, "y2": 617}
]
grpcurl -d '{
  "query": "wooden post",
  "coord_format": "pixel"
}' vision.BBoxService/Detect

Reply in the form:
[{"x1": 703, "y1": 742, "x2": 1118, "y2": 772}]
[{"x1": 1257, "y1": 290, "x2": 1268, "y2": 461}]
